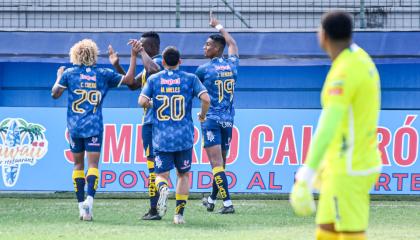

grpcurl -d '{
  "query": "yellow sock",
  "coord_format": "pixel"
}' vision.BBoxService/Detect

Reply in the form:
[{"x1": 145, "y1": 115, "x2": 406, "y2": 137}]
[
  {"x1": 212, "y1": 166, "x2": 224, "y2": 175},
  {"x1": 72, "y1": 170, "x2": 85, "y2": 202},
  {"x1": 175, "y1": 194, "x2": 188, "y2": 215},
  {"x1": 86, "y1": 168, "x2": 99, "y2": 197},
  {"x1": 339, "y1": 233, "x2": 366, "y2": 240},
  {"x1": 316, "y1": 228, "x2": 339, "y2": 240}
]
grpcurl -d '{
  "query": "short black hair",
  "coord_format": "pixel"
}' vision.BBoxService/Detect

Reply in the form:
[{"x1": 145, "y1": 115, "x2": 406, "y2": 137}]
[
  {"x1": 163, "y1": 46, "x2": 180, "y2": 67},
  {"x1": 209, "y1": 34, "x2": 226, "y2": 50},
  {"x1": 321, "y1": 11, "x2": 353, "y2": 41},
  {"x1": 141, "y1": 31, "x2": 160, "y2": 47}
]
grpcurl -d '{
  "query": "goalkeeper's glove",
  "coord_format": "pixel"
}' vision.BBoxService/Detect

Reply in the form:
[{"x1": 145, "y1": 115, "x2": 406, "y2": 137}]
[{"x1": 290, "y1": 165, "x2": 316, "y2": 216}]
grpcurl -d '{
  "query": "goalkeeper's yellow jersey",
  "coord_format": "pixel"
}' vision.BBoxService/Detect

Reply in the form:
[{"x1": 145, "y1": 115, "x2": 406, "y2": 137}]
[{"x1": 321, "y1": 44, "x2": 382, "y2": 176}]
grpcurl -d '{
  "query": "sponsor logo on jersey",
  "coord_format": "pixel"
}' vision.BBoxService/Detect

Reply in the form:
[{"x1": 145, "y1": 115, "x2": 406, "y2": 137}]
[
  {"x1": 80, "y1": 74, "x2": 97, "y2": 81},
  {"x1": 160, "y1": 78, "x2": 181, "y2": 85}
]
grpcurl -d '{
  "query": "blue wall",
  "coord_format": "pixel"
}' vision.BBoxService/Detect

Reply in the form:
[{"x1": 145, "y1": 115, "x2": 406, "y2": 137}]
[{"x1": 0, "y1": 32, "x2": 419, "y2": 109}]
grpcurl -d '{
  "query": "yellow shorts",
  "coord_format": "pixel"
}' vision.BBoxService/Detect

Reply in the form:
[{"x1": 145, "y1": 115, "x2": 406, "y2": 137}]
[{"x1": 316, "y1": 172, "x2": 379, "y2": 232}]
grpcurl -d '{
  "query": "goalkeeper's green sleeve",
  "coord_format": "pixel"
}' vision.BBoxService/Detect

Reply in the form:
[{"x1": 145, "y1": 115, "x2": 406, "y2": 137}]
[{"x1": 305, "y1": 103, "x2": 347, "y2": 170}]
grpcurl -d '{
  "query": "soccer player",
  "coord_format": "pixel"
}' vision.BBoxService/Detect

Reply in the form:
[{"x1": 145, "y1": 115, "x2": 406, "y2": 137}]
[
  {"x1": 196, "y1": 12, "x2": 238, "y2": 214},
  {"x1": 108, "y1": 31, "x2": 164, "y2": 220},
  {"x1": 290, "y1": 11, "x2": 382, "y2": 240},
  {"x1": 139, "y1": 46, "x2": 210, "y2": 224},
  {"x1": 51, "y1": 38, "x2": 141, "y2": 221}
]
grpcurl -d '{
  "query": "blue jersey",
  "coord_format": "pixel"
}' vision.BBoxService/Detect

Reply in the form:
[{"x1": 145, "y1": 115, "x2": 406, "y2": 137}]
[
  {"x1": 142, "y1": 55, "x2": 164, "y2": 125},
  {"x1": 141, "y1": 69, "x2": 207, "y2": 152},
  {"x1": 195, "y1": 55, "x2": 239, "y2": 123},
  {"x1": 58, "y1": 65, "x2": 123, "y2": 138}
]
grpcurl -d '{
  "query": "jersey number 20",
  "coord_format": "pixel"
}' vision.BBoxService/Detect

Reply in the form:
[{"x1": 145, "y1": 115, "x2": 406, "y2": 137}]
[
  {"x1": 156, "y1": 95, "x2": 185, "y2": 121},
  {"x1": 72, "y1": 89, "x2": 102, "y2": 114}
]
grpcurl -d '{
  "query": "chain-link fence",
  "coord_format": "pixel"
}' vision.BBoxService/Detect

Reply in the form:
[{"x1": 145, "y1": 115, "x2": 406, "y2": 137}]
[{"x1": 0, "y1": 0, "x2": 419, "y2": 31}]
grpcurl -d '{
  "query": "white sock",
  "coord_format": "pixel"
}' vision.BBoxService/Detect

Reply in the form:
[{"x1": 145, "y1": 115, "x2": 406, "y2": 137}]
[
  {"x1": 78, "y1": 202, "x2": 84, "y2": 209},
  {"x1": 223, "y1": 200, "x2": 232, "y2": 207},
  {"x1": 86, "y1": 195, "x2": 94, "y2": 205},
  {"x1": 207, "y1": 196, "x2": 216, "y2": 204}
]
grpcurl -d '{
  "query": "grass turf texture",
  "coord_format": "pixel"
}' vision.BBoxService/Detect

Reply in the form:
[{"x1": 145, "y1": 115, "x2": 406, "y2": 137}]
[{"x1": 0, "y1": 198, "x2": 419, "y2": 240}]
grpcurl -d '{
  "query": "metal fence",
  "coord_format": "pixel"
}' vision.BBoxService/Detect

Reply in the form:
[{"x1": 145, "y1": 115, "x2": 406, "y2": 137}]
[{"x1": 0, "y1": 0, "x2": 419, "y2": 31}]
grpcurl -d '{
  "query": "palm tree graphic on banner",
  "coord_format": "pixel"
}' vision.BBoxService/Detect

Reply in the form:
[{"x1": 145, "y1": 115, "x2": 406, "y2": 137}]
[{"x1": 0, "y1": 118, "x2": 48, "y2": 187}]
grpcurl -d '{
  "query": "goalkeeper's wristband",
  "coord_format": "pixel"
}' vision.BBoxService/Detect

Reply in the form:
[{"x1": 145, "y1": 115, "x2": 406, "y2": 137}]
[{"x1": 215, "y1": 24, "x2": 224, "y2": 31}]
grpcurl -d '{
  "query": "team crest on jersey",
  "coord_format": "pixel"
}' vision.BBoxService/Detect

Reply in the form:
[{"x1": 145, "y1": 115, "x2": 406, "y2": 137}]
[
  {"x1": 88, "y1": 137, "x2": 100, "y2": 146},
  {"x1": 180, "y1": 160, "x2": 191, "y2": 170},
  {"x1": 0, "y1": 118, "x2": 48, "y2": 187},
  {"x1": 206, "y1": 131, "x2": 215, "y2": 142},
  {"x1": 155, "y1": 156, "x2": 163, "y2": 169}
]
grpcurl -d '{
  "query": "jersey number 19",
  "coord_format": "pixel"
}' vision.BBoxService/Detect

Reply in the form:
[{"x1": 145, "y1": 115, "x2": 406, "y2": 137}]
[{"x1": 215, "y1": 79, "x2": 234, "y2": 103}]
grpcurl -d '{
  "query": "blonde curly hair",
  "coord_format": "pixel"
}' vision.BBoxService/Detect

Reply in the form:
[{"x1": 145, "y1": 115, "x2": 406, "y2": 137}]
[{"x1": 69, "y1": 39, "x2": 98, "y2": 66}]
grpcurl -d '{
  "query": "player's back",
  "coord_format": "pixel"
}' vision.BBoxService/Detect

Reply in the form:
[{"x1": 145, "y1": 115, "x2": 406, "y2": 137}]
[
  {"x1": 61, "y1": 65, "x2": 122, "y2": 138},
  {"x1": 196, "y1": 55, "x2": 239, "y2": 123},
  {"x1": 322, "y1": 44, "x2": 381, "y2": 175},
  {"x1": 148, "y1": 69, "x2": 205, "y2": 152}
]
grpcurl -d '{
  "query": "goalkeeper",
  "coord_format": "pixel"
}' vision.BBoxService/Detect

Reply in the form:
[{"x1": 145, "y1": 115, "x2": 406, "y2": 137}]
[{"x1": 290, "y1": 10, "x2": 382, "y2": 240}]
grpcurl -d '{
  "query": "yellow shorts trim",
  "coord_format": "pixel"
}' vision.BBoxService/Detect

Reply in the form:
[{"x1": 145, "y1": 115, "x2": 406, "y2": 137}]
[{"x1": 147, "y1": 159, "x2": 154, "y2": 169}]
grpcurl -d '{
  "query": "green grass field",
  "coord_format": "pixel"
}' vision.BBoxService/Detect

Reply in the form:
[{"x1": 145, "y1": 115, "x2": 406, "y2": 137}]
[{"x1": 0, "y1": 197, "x2": 419, "y2": 240}]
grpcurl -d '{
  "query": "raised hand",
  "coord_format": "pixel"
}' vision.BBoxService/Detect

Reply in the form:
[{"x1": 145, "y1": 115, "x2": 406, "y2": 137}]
[
  {"x1": 209, "y1": 11, "x2": 220, "y2": 28},
  {"x1": 128, "y1": 39, "x2": 144, "y2": 55},
  {"x1": 108, "y1": 45, "x2": 120, "y2": 66}
]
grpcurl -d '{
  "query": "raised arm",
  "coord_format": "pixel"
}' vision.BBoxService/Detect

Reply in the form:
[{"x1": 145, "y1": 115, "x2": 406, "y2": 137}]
[
  {"x1": 138, "y1": 44, "x2": 160, "y2": 74},
  {"x1": 209, "y1": 11, "x2": 238, "y2": 56},
  {"x1": 108, "y1": 45, "x2": 127, "y2": 75},
  {"x1": 120, "y1": 40, "x2": 142, "y2": 86},
  {"x1": 51, "y1": 66, "x2": 66, "y2": 99},
  {"x1": 127, "y1": 41, "x2": 162, "y2": 90}
]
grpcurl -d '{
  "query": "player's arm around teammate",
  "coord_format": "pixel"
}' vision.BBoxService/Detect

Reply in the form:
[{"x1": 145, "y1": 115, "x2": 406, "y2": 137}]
[{"x1": 51, "y1": 39, "x2": 141, "y2": 221}]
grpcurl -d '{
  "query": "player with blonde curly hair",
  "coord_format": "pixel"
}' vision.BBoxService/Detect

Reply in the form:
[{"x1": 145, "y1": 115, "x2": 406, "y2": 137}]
[
  {"x1": 51, "y1": 38, "x2": 142, "y2": 221},
  {"x1": 69, "y1": 39, "x2": 99, "y2": 66}
]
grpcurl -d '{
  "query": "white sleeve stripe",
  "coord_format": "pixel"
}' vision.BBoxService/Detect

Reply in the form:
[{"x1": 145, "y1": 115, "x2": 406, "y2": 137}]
[
  {"x1": 117, "y1": 76, "x2": 124, "y2": 88},
  {"x1": 198, "y1": 90, "x2": 208, "y2": 97},
  {"x1": 140, "y1": 94, "x2": 151, "y2": 100},
  {"x1": 56, "y1": 83, "x2": 67, "y2": 89}
]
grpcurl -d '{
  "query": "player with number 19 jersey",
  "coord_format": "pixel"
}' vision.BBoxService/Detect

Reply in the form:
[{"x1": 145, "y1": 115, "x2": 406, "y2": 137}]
[
  {"x1": 58, "y1": 65, "x2": 123, "y2": 138},
  {"x1": 195, "y1": 55, "x2": 239, "y2": 124}
]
